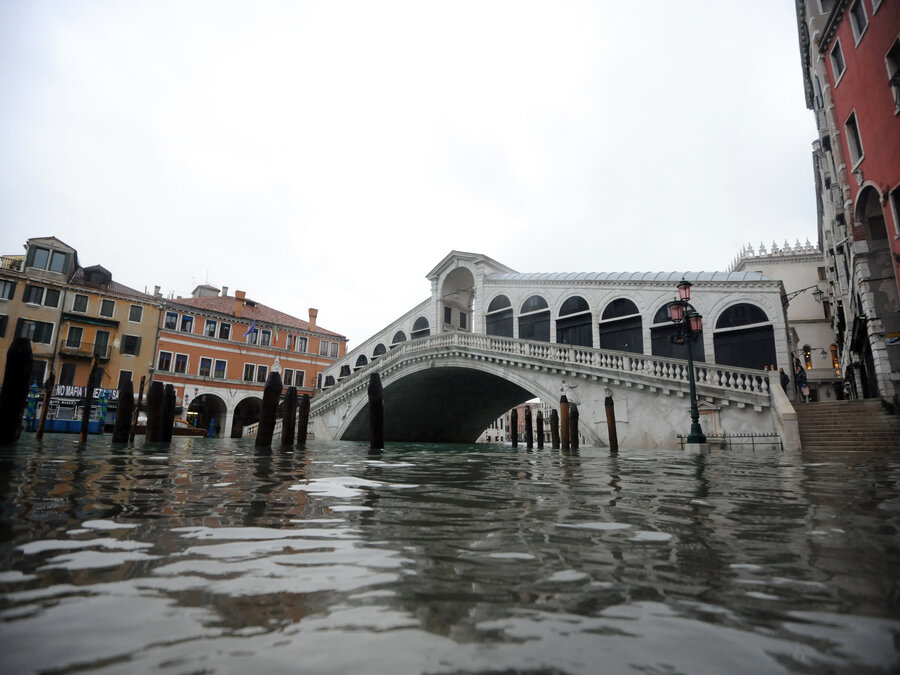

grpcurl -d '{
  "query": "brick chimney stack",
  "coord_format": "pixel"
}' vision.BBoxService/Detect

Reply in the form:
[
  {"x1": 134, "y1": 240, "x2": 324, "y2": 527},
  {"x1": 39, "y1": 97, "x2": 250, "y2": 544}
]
[
  {"x1": 235, "y1": 290, "x2": 246, "y2": 318},
  {"x1": 308, "y1": 308, "x2": 318, "y2": 331}
]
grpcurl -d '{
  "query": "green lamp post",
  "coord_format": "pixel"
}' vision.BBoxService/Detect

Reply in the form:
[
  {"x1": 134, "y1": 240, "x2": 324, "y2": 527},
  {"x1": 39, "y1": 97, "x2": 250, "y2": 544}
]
[{"x1": 668, "y1": 279, "x2": 706, "y2": 444}]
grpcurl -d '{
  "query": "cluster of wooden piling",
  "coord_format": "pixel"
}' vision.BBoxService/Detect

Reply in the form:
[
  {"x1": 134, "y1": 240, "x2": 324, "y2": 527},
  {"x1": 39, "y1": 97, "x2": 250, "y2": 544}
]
[
  {"x1": 509, "y1": 393, "x2": 617, "y2": 454},
  {"x1": 252, "y1": 372, "x2": 311, "y2": 449}
]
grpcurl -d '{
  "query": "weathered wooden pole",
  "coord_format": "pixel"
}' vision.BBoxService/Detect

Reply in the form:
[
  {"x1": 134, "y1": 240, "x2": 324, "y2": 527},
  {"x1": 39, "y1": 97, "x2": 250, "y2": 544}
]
[
  {"x1": 524, "y1": 406, "x2": 533, "y2": 450},
  {"x1": 569, "y1": 403, "x2": 579, "y2": 450},
  {"x1": 161, "y1": 384, "x2": 177, "y2": 443},
  {"x1": 536, "y1": 409, "x2": 544, "y2": 449},
  {"x1": 112, "y1": 378, "x2": 134, "y2": 443},
  {"x1": 256, "y1": 371, "x2": 283, "y2": 447},
  {"x1": 368, "y1": 373, "x2": 384, "y2": 451},
  {"x1": 510, "y1": 407, "x2": 518, "y2": 448},
  {"x1": 35, "y1": 370, "x2": 56, "y2": 440},
  {"x1": 0, "y1": 338, "x2": 33, "y2": 445},
  {"x1": 605, "y1": 392, "x2": 618, "y2": 454},
  {"x1": 130, "y1": 376, "x2": 145, "y2": 442},
  {"x1": 550, "y1": 409, "x2": 560, "y2": 449},
  {"x1": 297, "y1": 393, "x2": 310, "y2": 447},
  {"x1": 79, "y1": 357, "x2": 99, "y2": 444},
  {"x1": 559, "y1": 395, "x2": 570, "y2": 450},
  {"x1": 145, "y1": 381, "x2": 164, "y2": 442},
  {"x1": 281, "y1": 386, "x2": 297, "y2": 446}
]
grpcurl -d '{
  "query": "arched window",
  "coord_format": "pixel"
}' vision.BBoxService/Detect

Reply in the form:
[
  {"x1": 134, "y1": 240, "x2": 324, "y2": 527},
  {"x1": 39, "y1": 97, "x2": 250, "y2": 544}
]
[
  {"x1": 486, "y1": 295, "x2": 513, "y2": 337},
  {"x1": 519, "y1": 295, "x2": 550, "y2": 342},
  {"x1": 598, "y1": 298, "x2": 643, "y2": 354},
  {"x1": 372, "y1": 343, "x2": 387, "y2": 358},
  {"x1": 556, "y1": 295, "x2": 592, "y2": 347},
  {"x1": 411, "y1": 317, "x2": 430, "y2": 339},
  {"x1": 391, "y1": 331, "x2": 407, "y2": 348},
  {"x1": 713, "y1": 303, "x2": 775, "y2": 369},
  {"x1": 355, "y1": 354, "x2": 368, "y2": 369},
  {"x1": 339, "y1": 365, "x2": 351, "y2": 378},
  {"x1": 650, "y1": 303, "x2": 705, "y2": 361},
  {"x1": 324, "y1": 375, "x2": 335, "y2": 388}
]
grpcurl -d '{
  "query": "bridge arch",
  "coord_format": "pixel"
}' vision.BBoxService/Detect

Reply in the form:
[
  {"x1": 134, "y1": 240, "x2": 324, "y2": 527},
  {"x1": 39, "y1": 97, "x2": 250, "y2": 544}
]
[
  {"x1": 411, "y1": 317, "x2": 430, "y2": 339},
  {"x1": 440, "y1": 266, "x2": 475, "y2": 333}
]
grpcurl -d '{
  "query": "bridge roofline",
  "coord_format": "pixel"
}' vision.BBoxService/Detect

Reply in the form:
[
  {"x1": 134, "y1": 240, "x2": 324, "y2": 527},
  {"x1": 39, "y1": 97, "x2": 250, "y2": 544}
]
[
  {"x1": 486, "y1": 270, "x2": 774, "y2": 284},
  {"x1": 426, "y1": 251, "x2": 518, "y2": 280}
]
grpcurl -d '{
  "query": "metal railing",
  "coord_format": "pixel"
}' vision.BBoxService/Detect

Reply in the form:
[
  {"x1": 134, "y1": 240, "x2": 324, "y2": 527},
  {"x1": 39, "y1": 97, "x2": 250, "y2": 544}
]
[{"x1": 60, "y1": 341, "x2": 111, "y2": 359}]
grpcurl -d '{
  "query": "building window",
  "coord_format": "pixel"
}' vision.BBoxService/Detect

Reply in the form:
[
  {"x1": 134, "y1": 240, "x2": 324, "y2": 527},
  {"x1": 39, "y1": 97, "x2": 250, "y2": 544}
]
[
  {"x1": 890, "y1": 187, "x2": 900, "y2": 237},
  {"x1": 844, "y1": 111, "x2": 864, "y2": 167},
  {"x1": 158, "y1": 351, "x2": 173, "y2": 371},
  {"x1": 117, "y1": 370, "x2": 132, "y2": 391},
  {"x1": 30, "y1": 360, "x2": 46, "y2": 386},
  {"x1": 23, "y1": 284, "x2": 44, "y2": 304},
  {"x1": 0, "y1": 280, "x2": 16, "y2": 300},
  {"x1": 180, "y1": 315, "x2": 193, "y2": 333},
  {"x1": 319, "y1": 340, "x2": 329, "y2": 356},
  {"x1": 66, "y1": 326, "x2": 83, "y2": 348},
  {"x1": 283, "y1": 368, "x2": 294, "y2": 386},
  {"x1": 459, "y1": 312, "x2": 467, "y2": 330},
  {"x1": 199, "y1": 357, "x2": 212, "y2": 377},
  {"x1": 219, "y1": 323, "x2": 231, "y2": 340},
  {"x1": 174, "y1": 353, "x2": 188, "y2": 374},
  {"x1": 411, "y1": 317, "x2": 430, "y2": 339},
  {"x1": 30, "y1": 247, "x2": 49, "y2": 270},
  {"x1": 830, "y1": 39, "x2": 846, "y2": 83},
  {"x1": 887, "y1": 40, "x2": 900, "y2": 114},
  {"x1": 73, "y1": 294, "x2": 89, "y2": 313},
  {"x1": 204, "y1": 319, "x2": 217, "y2": 337},
  {"x1": 0, "y1": 314, "x2": 6, "y2": 338},
  {"x1": 60, "y1": 363, "x2": 76, "y2": 387},
  {"x1": 48, "y1": 250, "x2": 67, "y2": 274},
  {"x1": 164, "y1": 312, "x2": 177, "y2": 330},
  {"x1": 849, "y1": 0, "x2": 867, "y2": 43},
  {"x1": 295, "y1": 336, "x2": 307, "y2": 352},
  {"x1": 256, "y1": 365, "x2": 268, "y2": 383},
  {"x1": 129, "y1": 305, "x2": 143, "y2": 322},
  {"x1": 243, "y1": 363, "x2": 256, "y2": 381},
  {"x1": 43, "y1": 289, "x2": 60, "y2": 308},
  {"x1": 330, "y1": 342, "x2": 339, "y2": 358},
  {"x1": 246, "y1": 328, "x2": 258, "y2": 344},
  {"x1": 295, "y1": 370, "x2": 305, "y2": 387},
  {"x1": 260, "y1": 330, "x2": 271, "y2": 346},
  {"x1": 95, "y1": 329, "x2": 110, "y2": 356},
  {"x1": 100, "y1": 299, "x2": 115, "y2": 317},
  {"x1": 214, "y1": 360, "x2": 226, "y2": 379},
  {"x1": 444, "y1": 306, "x2": 452, "y2": 324},
  {"x1": 803, "y1": 344, "x2": 813, "y2": 370},
  {"x1": 391, "y1": 331, "x2": 407, "y2": 348},
  {"x1": 121, "y1": 335, "x2": 142, "y2": 356},
  {"x1": 16, "y1": 318, "x2": 54, "y2": 344}
]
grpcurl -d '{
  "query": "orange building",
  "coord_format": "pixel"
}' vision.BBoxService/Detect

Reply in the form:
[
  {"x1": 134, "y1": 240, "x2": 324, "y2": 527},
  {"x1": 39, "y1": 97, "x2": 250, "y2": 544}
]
[{"x1": 154, "y1": 285, "x2": 347, "y2": 437}]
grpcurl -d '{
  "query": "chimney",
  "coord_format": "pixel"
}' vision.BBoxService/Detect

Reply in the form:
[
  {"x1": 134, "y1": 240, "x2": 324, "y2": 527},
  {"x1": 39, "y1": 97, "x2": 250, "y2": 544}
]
[
  {"x1": 221, "y1": 286, "x2": 229, "y2": 297},
  {"x1": 153, "y1": 285, "x2": 161, "y2": 298},
  {"x1": 308, "y1": 308, "x2": 318, "y2": 331},
  {"x1": 235, "y1": 290, "x2": 246, "y2": 318}
]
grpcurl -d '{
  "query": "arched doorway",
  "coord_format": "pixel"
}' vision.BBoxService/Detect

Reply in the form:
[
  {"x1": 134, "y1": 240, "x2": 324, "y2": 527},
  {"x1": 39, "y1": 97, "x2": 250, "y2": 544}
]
[
  {"x1": 556, "y1": 296, "x2": 592, "y2": 347},
  {"x1": 188, "y1": 393, "x2": 227, "y2": 437},
  {"x1": 713, "y1": 303, "x2": 775, "y2": 369},
  {"x1": 441, "y1": 267, "x2": 475, "y2": 332},
  {"x1": 231, "y1": 396, "x2": 262, "y2": 438},
  {"x1": 598, "y1": 298, "x2": 643, "y2": 353}
]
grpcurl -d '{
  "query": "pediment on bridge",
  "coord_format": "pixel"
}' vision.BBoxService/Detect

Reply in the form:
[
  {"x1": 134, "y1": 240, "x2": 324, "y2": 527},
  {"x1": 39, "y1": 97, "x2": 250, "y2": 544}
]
[{"x1": 426, "y1": 251, "x2": 518, "y2": 281}]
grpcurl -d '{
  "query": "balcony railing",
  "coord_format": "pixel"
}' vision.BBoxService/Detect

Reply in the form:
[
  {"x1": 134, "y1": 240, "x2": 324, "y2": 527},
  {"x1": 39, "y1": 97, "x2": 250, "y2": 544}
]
[{"x1": 60, "y1": 342, "x2": 111, "y2": 360}]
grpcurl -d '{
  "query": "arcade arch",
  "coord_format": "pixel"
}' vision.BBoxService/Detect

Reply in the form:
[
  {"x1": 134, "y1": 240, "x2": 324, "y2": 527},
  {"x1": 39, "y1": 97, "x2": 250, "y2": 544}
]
[
  {"x1": 485, "y1": 295, "x2": 513, "y2": 337},
  {"x1": 556, "y1": 295, "x2": 592, "y2": 347},
  {"x1": 713, "y1": 303, "x2": 776, "y2": 369},
  {"x1": 598, "y1": 298, "x2": 643, "y2": 354},
  {"x1": 231, "y1": 396, "x2": 262, "y2": 438},
  {"x1": 519, "y1": 295, "x2": 550, "y2": 342},
  {"x1": 187, "y1": 393, "x2": 226, "y2": 437},
  {"x1": 650, "y1": 303, "x2": 706, "y2": 361}
]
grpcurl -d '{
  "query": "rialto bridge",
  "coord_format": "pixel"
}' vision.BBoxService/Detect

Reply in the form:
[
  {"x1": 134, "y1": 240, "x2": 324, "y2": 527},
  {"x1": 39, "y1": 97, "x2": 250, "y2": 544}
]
[{"x1": 310, "y1": 251, "x2": 800, "y2": 449}]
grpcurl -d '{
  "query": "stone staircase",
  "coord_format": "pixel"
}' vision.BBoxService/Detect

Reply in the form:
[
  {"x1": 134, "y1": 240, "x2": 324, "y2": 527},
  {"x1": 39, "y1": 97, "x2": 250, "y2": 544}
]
[{"x1": 796, "y1": 400, "x2": 900, "y2": 451}]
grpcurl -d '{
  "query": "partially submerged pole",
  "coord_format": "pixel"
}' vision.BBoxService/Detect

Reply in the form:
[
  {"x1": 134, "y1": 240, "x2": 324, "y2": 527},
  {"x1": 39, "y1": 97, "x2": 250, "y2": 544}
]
[
  {"x1": 145, "y1": 381, "x2": 164, "y2": 442},
  {"x1": 524, "y1": 406, "x2": 533, "y2": 450},
  {"x1": 281, "y1": 386, "x2": 297, "y2": 446},
  {"x1": 510, "y1": 407, "x2": 518, "y2": 448},
  {"x1": 112, "y1": 378, "x2": 134, "y2": 443},
  {"x1": 297, "y1": 394, "x2": 310, "y2": 447},
  {"x1": 35, "y1": 370, "x2": 55, "y2": 440},
  {"x1": 161, "y1": 384, "x2": 176, "y2": 443},
  {"x1": 605, "y1": 391, "x2": 618, "y2": 454},
  {"x1": 550, "y1": 409, "x2": 560, "y2": 449},
  {"x1": 569, "y1": 403, "x2": 579, "y2": 451},
  {"x1": 368, "y1": 373, "x2": 384, "y2": 451},
  {"x1": 559, "y1": 395, "x2": 570, "y2": 450},
  {"x1": 0, "y1": 338, "x2": 33, "y2": 445},
  {"x1": 536, "y1": 409, "x2": 544, "y2": 449},
  {"x1": 130, "y1": 376, "x2": 145, "y2": 442},
  {"x1": 256, "y1": 371, "x2": 283, "y2": 448},
  {"x1": 79, "y1": 357, "x2": 99, "y2": 444}
]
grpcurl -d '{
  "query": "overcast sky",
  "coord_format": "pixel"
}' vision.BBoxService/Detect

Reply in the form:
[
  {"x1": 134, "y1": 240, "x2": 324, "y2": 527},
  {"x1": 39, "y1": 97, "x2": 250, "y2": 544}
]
[{"x1": 0, "y1": 1, "x2": 817, "y2": 347}]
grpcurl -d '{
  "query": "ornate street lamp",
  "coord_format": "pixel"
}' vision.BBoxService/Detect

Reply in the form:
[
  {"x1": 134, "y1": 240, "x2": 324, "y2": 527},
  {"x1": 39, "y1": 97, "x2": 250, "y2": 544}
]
[{"x1": 668, "y1": 279, "x2": 706, "y2": 444}]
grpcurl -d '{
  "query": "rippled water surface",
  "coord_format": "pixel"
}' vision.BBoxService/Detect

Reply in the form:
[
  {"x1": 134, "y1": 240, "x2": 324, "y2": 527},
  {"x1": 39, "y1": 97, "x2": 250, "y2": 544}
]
[{"x1": 1, "y1": 436, "x2": 899, "y2": 674}]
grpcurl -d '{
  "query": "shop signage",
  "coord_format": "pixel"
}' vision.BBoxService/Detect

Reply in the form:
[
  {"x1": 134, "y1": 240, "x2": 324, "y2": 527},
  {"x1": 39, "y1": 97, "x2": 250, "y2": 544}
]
[{"x1": 53, "y1": 385, "x2": 120, "y2": 401}]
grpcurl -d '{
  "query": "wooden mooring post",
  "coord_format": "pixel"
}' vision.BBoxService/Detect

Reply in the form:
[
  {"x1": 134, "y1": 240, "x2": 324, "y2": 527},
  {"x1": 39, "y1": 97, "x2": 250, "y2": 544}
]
[
  {"x1": 281, "y1": 386, "x2": 297, "y2": 447},
  {"x1": 112, "y1": 378, "x2": 134, "y2": 443},
  {"x1": 559, "y1": 395, "x2": 570, "y2": 450},
  {"x1": 130, "y1": 376, "x2": 145, "y2": 443},
  {"x1": 569, "y1": 403, "x2": 579, "y2": 451},
  {"x1": 510, "y1": 408, "x2": 518, "y2": 448},
  {"x1": 35, "y1": 370, "x2": 55, "y2": 440},
  {"x1": 79, "y1": 358, "x2": 99, "y2": 444},
  {"x1": 161, "y1": 384, "x2": 176, "y2": 443},
  {"x1": 524, "y1": 406, "x2": 533, "y2": 450},
  {"x1": 368, "y1": 373, "x2": 384, "y2": 452},
  {"x1": 297, "y1": 394, "x2": 310, "y2": 447},
  {"x1": 536, "y1": 409, "x2": 544, "y2": 449},
  {"x1": 145, "y1": 381, "x2": 164, "y2": 442},
  {"x1": 550, "y1": 409, "x2": 560, "y2": 449},
  {"x1": 0, "y1": 338, "x2": 33, "y2": 445},
  {"x1": 256, "y1": 372, "x2": 283, "y2": 448},
  {"x1": 605, "y1": 391, "x2": 618, "y2": 454}
]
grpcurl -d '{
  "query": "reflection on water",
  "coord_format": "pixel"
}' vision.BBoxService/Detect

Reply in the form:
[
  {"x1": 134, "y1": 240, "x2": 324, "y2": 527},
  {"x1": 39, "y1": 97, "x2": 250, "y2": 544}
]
[{"x1": 1, "y1": 437, "x2": 898, "y2": 673}]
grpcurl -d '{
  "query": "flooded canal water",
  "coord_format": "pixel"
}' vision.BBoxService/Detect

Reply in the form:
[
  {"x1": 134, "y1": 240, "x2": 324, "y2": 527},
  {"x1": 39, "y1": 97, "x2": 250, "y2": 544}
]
[{"x1": 0, "y1": 437, "x2": 898, "y2": 674}]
